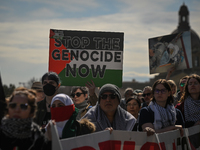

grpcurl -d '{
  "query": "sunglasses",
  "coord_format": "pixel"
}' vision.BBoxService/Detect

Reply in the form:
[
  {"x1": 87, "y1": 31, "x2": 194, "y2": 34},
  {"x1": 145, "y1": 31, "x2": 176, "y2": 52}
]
[
  {"x1": 154, "y1": 89, "x2": 167, "y2": 94},
  {"x1": 142, "y1": 93, "x2": 151, "y2": 97},
  {"x1": 100, "y1": 94, "x2": 117, "y2": 100},
  {"x1": 9, "y1": 103, "x2": 29, "y2": 110},
  {"x1": 180, "y1": 83, "x2": 185, "y2": 87},
  {"x1": 71, "y1": 92, "x2": 84, "y2": 98}
]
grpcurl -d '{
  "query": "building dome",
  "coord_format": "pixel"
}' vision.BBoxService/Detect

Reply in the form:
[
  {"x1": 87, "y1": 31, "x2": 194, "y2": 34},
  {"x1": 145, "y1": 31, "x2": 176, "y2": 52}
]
[
  {"x1": 179, "y1": 3, "x2": 189, "y2": 16},
  {"x1": 172, "y1": 3, "x2": 200, "y2": 67}
]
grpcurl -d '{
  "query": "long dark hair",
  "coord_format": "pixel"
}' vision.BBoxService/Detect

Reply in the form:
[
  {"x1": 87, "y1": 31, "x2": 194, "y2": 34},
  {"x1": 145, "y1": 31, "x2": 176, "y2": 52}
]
[
  {"x1": 151, "y1": 79, "x2": 173, "y2": 106},
  {"x1": 179, "y1": 74, "x2": 200, "y2": 103}
]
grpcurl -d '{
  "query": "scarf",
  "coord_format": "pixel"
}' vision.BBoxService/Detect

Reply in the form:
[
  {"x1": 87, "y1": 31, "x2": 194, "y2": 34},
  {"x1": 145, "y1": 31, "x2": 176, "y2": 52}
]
[
  {"x1": 94, "y1": 105, "x2": 135, "y2": 131},
  {"x1": 50, "y1": 105, "x2": 75, "y2": 138},
  {"x1": 62, "y1": 107, "x2": 79, "y2": 139},
  {"x1": 75, "y1": 100, "x2": 88, "y2": 120},
  {"x1": 1, "y1": 116, "x2": 32, "y2": 139},
  {"x1": 184, "y1": 96, "x2": 200, "y2": 122},
  {"x1": 50, "y1": 93, "x2": 75, "y2": 138},
  {"x1": 149, "y1": 101, "x2": 176, "y2": 130}
]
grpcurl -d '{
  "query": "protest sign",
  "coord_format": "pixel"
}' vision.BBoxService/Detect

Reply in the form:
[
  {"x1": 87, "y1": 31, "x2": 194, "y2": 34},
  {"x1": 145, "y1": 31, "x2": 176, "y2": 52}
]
[
  {"x1": 52, "y1": 124, "x2": 200, "y2": 150},
  {"x1": 185, "y1": 125, "x2": 200, "y2": 149},
  {"x1": 49, "y1": 29, "x2": 124, "y2": 87},
  {"x1": 156, "y1": 129, "x2": 182, "y2": 150},
  {"x1": 149, "y1": 31, "x2": 192, "y2": 74}
]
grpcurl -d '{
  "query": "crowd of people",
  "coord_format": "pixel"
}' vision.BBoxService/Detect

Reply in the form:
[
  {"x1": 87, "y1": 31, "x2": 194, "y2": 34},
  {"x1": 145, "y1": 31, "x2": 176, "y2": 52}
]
[{"x1": 0, "y1": 70, "x2": 200, "y2": 149}]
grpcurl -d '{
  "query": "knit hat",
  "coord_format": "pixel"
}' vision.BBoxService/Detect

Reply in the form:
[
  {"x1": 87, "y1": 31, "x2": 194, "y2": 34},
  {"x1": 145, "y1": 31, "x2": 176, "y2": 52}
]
[{"x1": 98, "y1": 84, "x2": 121, "y2": 103}]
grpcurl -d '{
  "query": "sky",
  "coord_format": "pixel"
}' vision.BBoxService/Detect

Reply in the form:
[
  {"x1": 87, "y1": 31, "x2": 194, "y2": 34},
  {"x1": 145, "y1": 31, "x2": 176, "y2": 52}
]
[{"x1": 0, "y1": 0, "x2": 200, "y2": 87}]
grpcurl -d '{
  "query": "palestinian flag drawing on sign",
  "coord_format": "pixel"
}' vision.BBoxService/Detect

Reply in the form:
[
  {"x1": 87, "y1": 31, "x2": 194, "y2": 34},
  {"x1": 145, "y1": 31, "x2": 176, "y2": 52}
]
[{"x1": 49, "y1": 29, "x2": 124, "y2": 87}]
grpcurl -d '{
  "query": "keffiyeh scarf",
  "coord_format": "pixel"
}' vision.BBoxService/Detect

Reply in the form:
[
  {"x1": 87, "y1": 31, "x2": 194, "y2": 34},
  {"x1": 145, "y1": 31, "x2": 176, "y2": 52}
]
[
  {"x1": 149, "y1": 101, "x2": 176, "y2": 130},
  {"x1": 1, "y1": 116, "x2": 32, "y2": 139},
  {"x1": 184, "y1": 96, "x2": 200, "y2": 122},
  {"x1": 95, "y1": 105, "x2": 134, "y2": 131}
]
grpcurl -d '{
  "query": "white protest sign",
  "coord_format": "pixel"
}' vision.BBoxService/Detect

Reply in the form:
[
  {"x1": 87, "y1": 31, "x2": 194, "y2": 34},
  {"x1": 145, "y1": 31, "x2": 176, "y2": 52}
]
[
  {"x1": 52, "y1": 124, "x2": 200, "y2": 150},
  {"x1": 185, "y1": 125, "x2": 200, "y2": 150},
  {"x1": 156, "y1": 129, "x2": 180, "y2": 150}
]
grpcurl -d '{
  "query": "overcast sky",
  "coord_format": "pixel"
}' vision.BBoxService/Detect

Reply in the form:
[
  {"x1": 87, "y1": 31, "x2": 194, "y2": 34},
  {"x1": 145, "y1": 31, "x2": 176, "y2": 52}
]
[{"x1": 0, "y1": 0, "x2": 200, "y2": 86}]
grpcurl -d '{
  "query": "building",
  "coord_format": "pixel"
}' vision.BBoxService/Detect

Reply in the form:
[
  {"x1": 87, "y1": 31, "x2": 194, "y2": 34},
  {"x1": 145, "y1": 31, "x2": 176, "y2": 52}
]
[
  {"x1": 172, "y1": 3, "x2": 200, "y2": 68},
  {"x1": 58, "y1": 4, "x2": 200, "y2": 98},
  {"x1": 122, "y1": 3, "x2": 200, "y2": 96}
]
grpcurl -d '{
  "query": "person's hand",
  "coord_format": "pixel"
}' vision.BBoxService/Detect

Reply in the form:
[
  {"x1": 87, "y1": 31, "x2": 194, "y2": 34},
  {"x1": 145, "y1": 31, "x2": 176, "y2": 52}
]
[
  {"x1": 194, "y1": 121, "x2": 200, "y2": 126},
  {"x1": 45, "y1": 120, "x2": 56, "y2": 141},
  {"x1": 86, "y1": 80, "x2": 96, "y2": 96},
  {"x1": 144, "y1": 127, "x2": 155, "y2": 136},
  {"x1": 166, "y1": 66, "x2": 176, "y2": 80},
  {"x1": 175, "y1": 125, "x2": 183, "y2": 137},
  {"x1": 105, "y1": 127, "x2": 113, "y2": 134}
]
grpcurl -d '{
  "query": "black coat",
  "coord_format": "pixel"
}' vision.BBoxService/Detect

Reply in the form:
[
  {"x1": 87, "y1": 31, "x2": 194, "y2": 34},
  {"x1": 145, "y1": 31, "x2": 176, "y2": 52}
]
[
  {"x1": 33, "y1": 98, "x2": 49, "y2": 127},
  {"x1": 0, "y1": 122, "x2": 51, "y2": 150}
]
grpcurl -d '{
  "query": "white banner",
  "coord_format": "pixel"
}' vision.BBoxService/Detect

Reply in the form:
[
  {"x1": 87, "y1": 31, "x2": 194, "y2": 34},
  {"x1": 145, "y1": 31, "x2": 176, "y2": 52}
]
[{"x1": 51, "y1": 123, "x2": 200, "y2": 150}]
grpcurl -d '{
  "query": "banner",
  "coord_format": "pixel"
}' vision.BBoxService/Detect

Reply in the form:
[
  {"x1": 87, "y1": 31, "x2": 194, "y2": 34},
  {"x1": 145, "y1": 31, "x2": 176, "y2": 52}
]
[
  {"x1": 148, "y1": 31, "x2": 192, "y2": 74},
  {"x1": 185, "y1": 125, "x2": 200, "y2": 150},
  {"x1": 49, "y1": 29, "x2": 124, "y2": 87},
  {"x1": 51, "y1": 123, "x2": 200, "y2": 150}
]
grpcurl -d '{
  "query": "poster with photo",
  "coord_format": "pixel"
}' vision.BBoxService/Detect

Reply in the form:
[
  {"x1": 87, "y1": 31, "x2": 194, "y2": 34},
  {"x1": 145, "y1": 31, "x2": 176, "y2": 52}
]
[
  {"x1": 148, "y1": 31, "x2": 192, "y2": 74},
  {"x1": 49, "y1": 29, "x2": 124, "y2": 87}
]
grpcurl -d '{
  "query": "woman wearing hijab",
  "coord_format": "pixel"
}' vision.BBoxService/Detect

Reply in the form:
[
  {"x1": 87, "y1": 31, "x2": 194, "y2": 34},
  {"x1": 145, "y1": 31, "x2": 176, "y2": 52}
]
[
  {"x1": 139, "y1": 79, "x2": 184, "y2": 136},
  {"x1": 176, "y1": 74, "x2": 200, "y2": 128},
  {"x1": 47, "y1": 93, "x2": 95, "y2": 139}
]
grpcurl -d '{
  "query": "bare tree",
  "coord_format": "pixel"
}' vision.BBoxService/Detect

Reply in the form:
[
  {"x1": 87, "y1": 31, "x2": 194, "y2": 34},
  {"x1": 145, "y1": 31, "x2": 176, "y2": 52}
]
[{"x1": 25, "y1": 77, "x2": 42, "y2": 89}]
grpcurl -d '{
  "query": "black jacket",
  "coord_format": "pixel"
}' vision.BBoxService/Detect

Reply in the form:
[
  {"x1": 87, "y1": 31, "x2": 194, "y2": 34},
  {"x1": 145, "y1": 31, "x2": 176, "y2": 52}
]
[
  {"x1": 0, "y1": 122, "x2": 51, "y2": 150},
  {"x1": 33, "y1": 98, "x2": 50, "y2": 127}
]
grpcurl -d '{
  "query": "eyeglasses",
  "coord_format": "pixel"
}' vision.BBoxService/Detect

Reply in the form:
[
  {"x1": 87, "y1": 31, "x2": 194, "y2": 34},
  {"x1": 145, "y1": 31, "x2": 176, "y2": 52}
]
[
  {"x1": 142, "y1": 93, "x2": 151, "y2": 97},
  {"x1": 71, "y1": 92, "x2": 84, "y2": 98},
  {"x1": 180, "y1": 83, "x2": 185, "y2": 87},
  {"x1": 8, "y1": 103, "x2": 29, "y2": 110},
  {"x1": 100, "y1": 94, "x2": 117, "y2": 100},
  {"x1": 126, "y1": 103, "x2": 137, "y2": 107},
  {"x1": 188, "y1": 82, "x2": 199, "y2": 86},
  {"x1": 154, "y1": 89, "x2": 167, "y2": 94}
]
